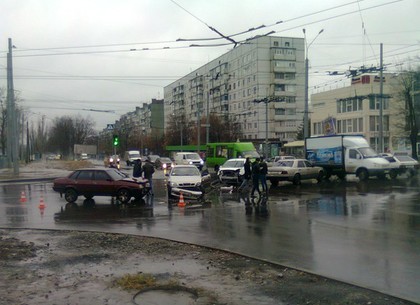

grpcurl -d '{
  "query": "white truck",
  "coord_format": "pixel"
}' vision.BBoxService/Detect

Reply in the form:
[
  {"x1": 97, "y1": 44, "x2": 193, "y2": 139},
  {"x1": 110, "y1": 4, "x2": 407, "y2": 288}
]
[{"x1": 305, "y1": 135, "x2": 396, "y2": 181}]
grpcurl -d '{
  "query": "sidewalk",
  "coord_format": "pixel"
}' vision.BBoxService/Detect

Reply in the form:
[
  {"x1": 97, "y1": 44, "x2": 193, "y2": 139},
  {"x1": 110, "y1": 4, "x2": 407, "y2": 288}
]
[{"x1": 0, "y1": 160, "x2": 73, "y2": 183}]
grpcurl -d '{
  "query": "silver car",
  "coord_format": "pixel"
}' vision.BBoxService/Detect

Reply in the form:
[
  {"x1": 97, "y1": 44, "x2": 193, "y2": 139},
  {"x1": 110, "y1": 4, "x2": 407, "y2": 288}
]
[{"x1": 166, "y1": 165, "x2": 211, "y2": 201}]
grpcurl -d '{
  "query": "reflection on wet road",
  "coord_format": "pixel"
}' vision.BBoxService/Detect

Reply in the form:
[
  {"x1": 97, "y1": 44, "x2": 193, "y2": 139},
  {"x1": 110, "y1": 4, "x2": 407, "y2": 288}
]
[{"x1": 0, "y1": 175, "x2": 419, "y2": 303}]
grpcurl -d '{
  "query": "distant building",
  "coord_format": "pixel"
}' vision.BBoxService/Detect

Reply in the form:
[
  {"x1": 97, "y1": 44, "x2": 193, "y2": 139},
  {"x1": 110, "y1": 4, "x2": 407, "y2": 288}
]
[
  {"x1": 164, "y1": 35, "x2": 305, "y2": 156},
  {"x1": 311, "y1": 73, "x2": 413, "y2": 154}
]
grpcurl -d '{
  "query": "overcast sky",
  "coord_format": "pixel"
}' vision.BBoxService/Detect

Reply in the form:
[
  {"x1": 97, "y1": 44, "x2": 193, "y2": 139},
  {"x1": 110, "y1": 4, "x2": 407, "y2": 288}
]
[{"x1": 1, "y1": 0, "x2": 419, "y2": 130}]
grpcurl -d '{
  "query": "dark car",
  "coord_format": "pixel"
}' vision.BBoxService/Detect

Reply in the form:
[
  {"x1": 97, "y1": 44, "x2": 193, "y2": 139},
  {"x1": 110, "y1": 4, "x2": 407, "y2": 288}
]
[
  {"x1": 147, "y1": 154, "x2": 160, "y2": 166},
  {"x1": 155, "y1": 157, "x2": 173, "y2": 170},
  {"x1": 52, "y1": 168, "x2": 150, "y2": 204}
]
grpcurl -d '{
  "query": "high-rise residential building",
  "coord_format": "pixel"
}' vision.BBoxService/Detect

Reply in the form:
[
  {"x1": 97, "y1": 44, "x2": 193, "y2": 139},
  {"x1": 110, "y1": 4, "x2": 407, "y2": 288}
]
[{"x1": 164, "y1": 35, "x2": 305, "y2": 156}]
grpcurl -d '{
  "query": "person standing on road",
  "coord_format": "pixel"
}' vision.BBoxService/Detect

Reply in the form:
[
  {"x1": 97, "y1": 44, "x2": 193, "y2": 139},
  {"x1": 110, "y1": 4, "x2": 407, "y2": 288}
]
[
  {"x1": 238, "y1": 157, "x2": 252, "y2": 192},
  {"x1": 259, "y1": 157, "x2": 268, "y2": 193},
  {"x1": 132, "y1": 158, "x2": 142, "y2": 178},
  {"x1": 142, "y1": 159, "x2": 155, "y2": 195},
  {"x1": 251, "y1": 157, "x2": 261, "y2": 197}
]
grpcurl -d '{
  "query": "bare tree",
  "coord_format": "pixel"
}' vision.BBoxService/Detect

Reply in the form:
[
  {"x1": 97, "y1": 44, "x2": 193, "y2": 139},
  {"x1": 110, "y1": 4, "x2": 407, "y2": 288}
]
[
  {"x1": 393, "y1": 69, "x2": 420, "y2": 159},
  {"x1": 47, "y1": 115, "x2": 96, "y2": 158}
]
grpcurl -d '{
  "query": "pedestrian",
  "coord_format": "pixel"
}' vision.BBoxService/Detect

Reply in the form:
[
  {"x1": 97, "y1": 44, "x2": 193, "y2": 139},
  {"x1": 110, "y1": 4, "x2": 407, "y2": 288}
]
[
  {"x1": 142, "y1": 159, "x2": 155, "y2": 195},
  {"x1": 259, "y1": 157, "x2": 268, "y2": 193},
  {"x1": 132, "y1": 158, "x2": 142, "y2": 178},
  {"x1": 238, "y1": 157, "x2": 252, "y2": 192},
  {"x1": 251, "y1": 157, "x2": 261, "y2": 197}
]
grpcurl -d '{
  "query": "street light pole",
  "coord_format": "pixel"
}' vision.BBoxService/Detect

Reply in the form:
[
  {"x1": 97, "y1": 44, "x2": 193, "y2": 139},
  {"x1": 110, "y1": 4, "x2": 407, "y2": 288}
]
[{"x1": 303, "y1": 28, "x2": 324, "y2": 140}]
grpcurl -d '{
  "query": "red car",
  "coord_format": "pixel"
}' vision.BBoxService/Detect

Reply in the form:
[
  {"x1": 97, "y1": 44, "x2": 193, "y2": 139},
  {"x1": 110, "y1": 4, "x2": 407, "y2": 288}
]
[{"x1": 52, "y1": 168, "x2": 150, "y2": 203}]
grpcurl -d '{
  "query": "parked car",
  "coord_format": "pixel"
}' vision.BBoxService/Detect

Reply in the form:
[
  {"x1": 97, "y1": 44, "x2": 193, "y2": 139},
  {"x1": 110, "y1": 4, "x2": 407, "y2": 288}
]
[
  {"x1": 147, "y1": 154, "x2": 160, "y2": 166},
  {"x1": 108, "y1": 155, "x2": 121, "y2": 169},
  {"x1": 267, "y1": 159, "x2": 324, "y2": 186},
  {"x1": 380, "y1": 154, "x2": 419, "y2": 177},
  {"x1": 155, "y1": 157, "x2": 173, "y2": 170},
  {"x1": 217, "y1": 158, "x2": 246, "y2": 186},
  {"x1": 166, "y1": 165, "x2": 211, "y2": 201},
  {"x1": 52, "y1": 168, "x2": 150, "y2": 204}
]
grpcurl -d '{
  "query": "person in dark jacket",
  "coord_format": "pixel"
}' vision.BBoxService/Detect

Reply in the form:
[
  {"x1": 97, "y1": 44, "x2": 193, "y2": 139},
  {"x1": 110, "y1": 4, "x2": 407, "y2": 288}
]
[
  {"x1": 238, "y1": 157, "x2": 252, "y2": 192},
  {"x1": 251, "y1": 157, "x2": 261, "y2": 197},
  {"x1": 142, "y1": 159, "x2": 155, "y2": 195},
  {"x1": 132, "y1": 158, "x2": 142, "y2": 178},
  {"x1": 259, "y1": 157, "x2": 268, "y2": 193}
]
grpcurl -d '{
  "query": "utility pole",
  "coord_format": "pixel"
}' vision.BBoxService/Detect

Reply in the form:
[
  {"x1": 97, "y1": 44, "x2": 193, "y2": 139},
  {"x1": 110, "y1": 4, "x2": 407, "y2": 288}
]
[
  {"x1": 7, "y1": 38, "x2": 19, "y2": 174},
  {"x1": 378, "y1": 43, "x2": 384, "y2": 153},
  {"x1": 303, "y1": 29, "x2": 324, "y2": 140}
]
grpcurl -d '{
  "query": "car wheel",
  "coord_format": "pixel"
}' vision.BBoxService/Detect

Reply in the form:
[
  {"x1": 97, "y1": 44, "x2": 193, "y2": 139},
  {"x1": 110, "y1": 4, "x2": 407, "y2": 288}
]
[
  {"x1": 64, "y1": 188, "x2": 78, "y2": 203},
  {"x1": 389, "y1": 169, "x2": 398, "y2": 180},
  {"x1": 317, "y1": 171, "x2": 325, "y2": 182},
  {"x1": 357, "y1": 168, "x2": 369, "y2": 181},
  {"x1": 292, "y1": 174, "x2": 301, "y2": 185},
  {"x1": 337, "y1": 172, "x2": 346, "y2": 180},
  {"x1": 116, "y1": 188, "x2": 131, "y2": 203}
]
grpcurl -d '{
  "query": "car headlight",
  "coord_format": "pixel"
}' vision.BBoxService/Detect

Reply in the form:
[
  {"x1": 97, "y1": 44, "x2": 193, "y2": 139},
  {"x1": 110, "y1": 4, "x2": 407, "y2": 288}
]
[
  {"x1": 109, "y1": 158, "x2": 114, "y2": 162},
  {"x1": 163, "y1": 164, "x2": 167, "y2": 169},
  {"x1": 200, "y1": 160, "x2": 204, "y2": 165},
  {"x1": 196, "y1": 182, "x2": 201, "y2": 187},
  {"x1": 188, "y1": 161, "x2": 193, "y2": 165},
  {"x1": 170, "y1": 181, "x2": 179, "y2": 187}
]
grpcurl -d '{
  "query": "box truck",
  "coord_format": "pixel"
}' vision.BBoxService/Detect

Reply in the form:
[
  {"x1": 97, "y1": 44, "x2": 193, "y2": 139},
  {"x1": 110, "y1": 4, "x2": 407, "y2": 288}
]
[{"x1": 305, "y1": 135, "x2": 396, "y2": 181}]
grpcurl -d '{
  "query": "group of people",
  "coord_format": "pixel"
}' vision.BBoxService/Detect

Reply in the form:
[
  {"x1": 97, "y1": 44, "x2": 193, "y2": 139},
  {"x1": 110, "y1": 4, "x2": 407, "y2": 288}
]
[
  {"x1": 238, "y1": 157, "x2": 268, "y2": 197},
  {"x1": 132, "y1": 158, "x2": 155, "y2": 195}
]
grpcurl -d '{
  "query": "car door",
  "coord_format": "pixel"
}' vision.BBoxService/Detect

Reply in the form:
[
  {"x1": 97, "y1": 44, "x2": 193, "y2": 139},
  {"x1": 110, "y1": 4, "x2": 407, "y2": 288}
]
[
  {"x1": 303, "y1": 160, "x2": 318, "y2": 179},
  {"x1": 93, "y1": 170, "x2": 114, "y2": 196},
  {"x1": 74, "y1": 170, "x2": 95, "y2": 195},
  {"x1": 296, "y1": 160, "x2": 308, "y2": 178}
]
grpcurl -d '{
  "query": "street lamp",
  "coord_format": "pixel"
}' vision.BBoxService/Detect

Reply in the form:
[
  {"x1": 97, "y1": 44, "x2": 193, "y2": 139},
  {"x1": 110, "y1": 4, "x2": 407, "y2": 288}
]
[{"x1": 303, "y1": 28, "x2": 324, "y2": 139}]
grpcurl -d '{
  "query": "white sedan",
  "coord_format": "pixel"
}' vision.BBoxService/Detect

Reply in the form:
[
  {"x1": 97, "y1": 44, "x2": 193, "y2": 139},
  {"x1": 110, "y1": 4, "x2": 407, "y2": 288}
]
[{"x1": 267, "y1": 159, "x2": 324, "y2": 186}]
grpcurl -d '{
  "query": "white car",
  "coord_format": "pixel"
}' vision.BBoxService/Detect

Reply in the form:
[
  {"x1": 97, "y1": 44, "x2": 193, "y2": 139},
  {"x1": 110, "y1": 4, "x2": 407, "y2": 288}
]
[
  {"x1": 217, "y1": 158, "x2": 246, "y2": 186},
  {"x1": 166, "y1": 165, "x2": 211, "y2": 201},
  {"x1": 267, "y1": 159, "x2": 324, "y2": 185},
  {"x1": 380, "y1": 154, "x2": 419, "y2": 177}
]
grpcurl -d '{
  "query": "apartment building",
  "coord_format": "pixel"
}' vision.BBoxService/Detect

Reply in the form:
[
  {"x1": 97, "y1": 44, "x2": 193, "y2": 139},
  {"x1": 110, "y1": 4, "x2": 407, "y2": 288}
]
[
  {"x1": 311, "y1": 73, "x2": 412, "y2": 153},
  {"x1": 164, "y1": 35, "x2": 305, "y2": 155}
]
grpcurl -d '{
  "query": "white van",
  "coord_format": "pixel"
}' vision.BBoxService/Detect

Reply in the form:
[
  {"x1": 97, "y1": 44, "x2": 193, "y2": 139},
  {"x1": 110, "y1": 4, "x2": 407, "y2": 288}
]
[
  {"x1": 174, "y1": 152, "x2": 204, "y2": 170},
  {"x1": 124, "y1": 150, "x2": 141, "y2": 166}
]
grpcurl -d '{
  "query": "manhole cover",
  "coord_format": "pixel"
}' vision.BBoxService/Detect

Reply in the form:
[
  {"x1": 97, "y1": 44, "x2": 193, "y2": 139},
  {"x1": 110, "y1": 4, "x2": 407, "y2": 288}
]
[{"x1": 133, "y1": 287, "x2": 198, "y2": 305}]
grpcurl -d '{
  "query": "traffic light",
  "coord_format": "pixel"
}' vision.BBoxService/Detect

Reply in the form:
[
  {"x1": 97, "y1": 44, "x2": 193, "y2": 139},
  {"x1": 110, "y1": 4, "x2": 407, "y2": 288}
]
[{"x1": 113, "y1": 135, "x2": 119, "y2": 146}]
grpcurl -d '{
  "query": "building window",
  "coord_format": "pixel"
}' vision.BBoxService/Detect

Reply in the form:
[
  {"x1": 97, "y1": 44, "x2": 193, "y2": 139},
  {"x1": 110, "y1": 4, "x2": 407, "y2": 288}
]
[
  {"x1": 274, "y1": 41, "x2": 279, "y2": 46},
  {"x1": 275, "y1": 108, "x2": 286, "y2": 115},
  {"x1": 285, "y1": 42, "x2": 290, "y2": 47}
]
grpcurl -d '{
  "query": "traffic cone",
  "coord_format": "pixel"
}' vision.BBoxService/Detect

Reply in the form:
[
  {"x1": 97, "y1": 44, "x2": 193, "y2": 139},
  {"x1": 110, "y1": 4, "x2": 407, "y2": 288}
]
[
  {"x1": 178, "y1": 192, "x2": 186, "y2": 208},
  {"x1": 19, "y1": 191, "x2": 27, "y2": 203},
  {"x1": 38, "y1": 195, "x2": 46, "y2": 209}
]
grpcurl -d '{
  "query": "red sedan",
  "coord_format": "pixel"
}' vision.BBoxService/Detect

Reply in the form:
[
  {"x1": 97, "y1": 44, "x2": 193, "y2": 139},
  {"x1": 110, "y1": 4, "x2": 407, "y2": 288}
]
[{"x1": 52, "y1": 168, "x2": 150, "y2": 203}]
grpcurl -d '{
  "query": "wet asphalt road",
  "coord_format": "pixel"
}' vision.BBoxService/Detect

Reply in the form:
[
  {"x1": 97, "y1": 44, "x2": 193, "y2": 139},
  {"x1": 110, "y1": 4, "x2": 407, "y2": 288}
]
[{"x1": 0, "y1": 170, "x2": 419, "y2": 303}]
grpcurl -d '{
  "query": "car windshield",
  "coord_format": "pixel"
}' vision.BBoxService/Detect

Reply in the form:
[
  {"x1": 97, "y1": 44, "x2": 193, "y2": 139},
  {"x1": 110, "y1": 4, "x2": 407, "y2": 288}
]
[
  {"x1": 395, "y1": 155, "x2": 416, "y2": 162},
  {"x1": 160, "y1": 157, "x2": 172, "y2": 162},
  {"x1": 171, "y1": 167, "x2": 200, "y2": 176},
  {"x1": 222, "y1": 160, "x2": 244, "y2": 168},
  {"x1": 184, "y1": 153, "x2": 201, "y2": 160},
  {"x1": 129, "y1": 153, "x2": 140, "y2": 158},
  {"x1": 149, "y1": 155, "x2": 159, "y2": 161},
  {"x1": 359, "y1": 147, "x2": 379, "y2": 158}
]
